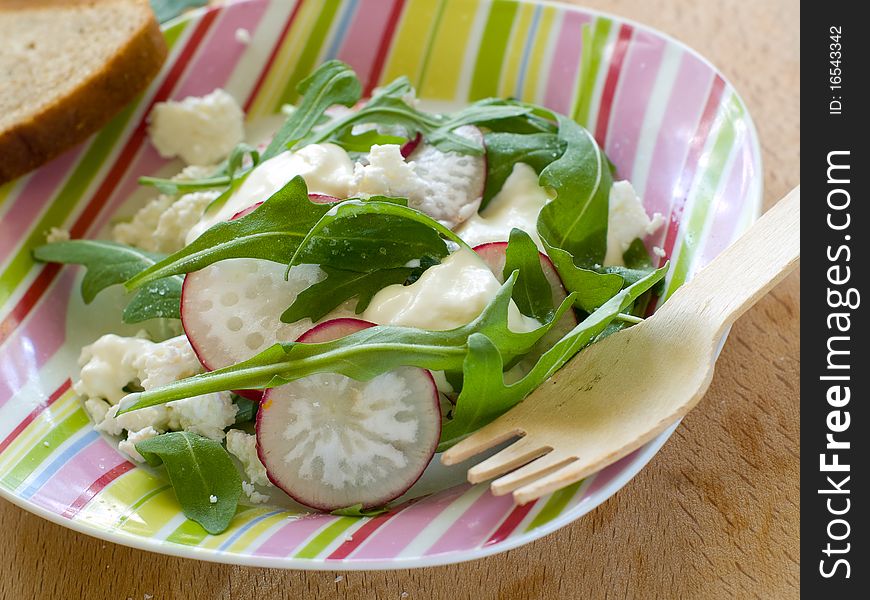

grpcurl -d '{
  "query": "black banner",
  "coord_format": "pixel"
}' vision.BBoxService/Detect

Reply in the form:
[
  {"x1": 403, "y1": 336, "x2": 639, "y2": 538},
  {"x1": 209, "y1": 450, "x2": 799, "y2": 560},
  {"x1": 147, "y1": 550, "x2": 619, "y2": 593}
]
[{"x1": 802, "y1": 2, "x2": 867, "y2": 595}]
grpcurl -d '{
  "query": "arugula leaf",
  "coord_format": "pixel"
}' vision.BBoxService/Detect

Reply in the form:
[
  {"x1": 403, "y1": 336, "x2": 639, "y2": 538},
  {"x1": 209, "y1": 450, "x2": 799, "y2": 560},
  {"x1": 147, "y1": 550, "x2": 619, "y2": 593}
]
[
  {"x1": 262, "y1": 60, "x2": 362, "y2": 161},
  {"x1": 331, "y1": 504, "x2": 390, "y2": 517},
  {"x1": 281, "y1": 266, "x2": 414, "y2": 323},
  {"x1": 136, "y1": 432, "x2": 242, "y2": 534},
  {"x1": 126, "y1": 177, "x2": 328, "y2": 289},
  {"x1": 503, "y1": 229, "x2": 554, "y2": 321},
  {"x1": 438, "y1": 265, "x2": 668, "y2": 449},
  {"x1": 542, "y1": 241, "x2": 623, "y2": 313},
  {"x1": 290, "y1": 199, "x2": 457, "y2": 272},
  {"x1": 117, "y1": 275, "x2": 580, "y2": 413},
  {"x1": 33, "y1": 240, "x2": 182, "y2": 323},
  {"x1": 622, "y1": 238, "x2": 655, "y2": 270},
  {"x1": 537, "y1": 114, "x2": 613, "y2": 267},
  {"x1": 482, "y1": 132, "x2": 565, "y2": 207},
  {"x1": 232, "y1": 396, "x2": 258, "y2": 425}
]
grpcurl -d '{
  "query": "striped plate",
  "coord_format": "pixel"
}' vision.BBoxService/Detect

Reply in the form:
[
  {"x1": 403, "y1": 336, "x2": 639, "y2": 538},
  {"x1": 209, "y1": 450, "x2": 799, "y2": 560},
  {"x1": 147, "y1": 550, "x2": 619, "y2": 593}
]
[{"x1": 0, "y1": 0, "x2": 761, "y2": 569}]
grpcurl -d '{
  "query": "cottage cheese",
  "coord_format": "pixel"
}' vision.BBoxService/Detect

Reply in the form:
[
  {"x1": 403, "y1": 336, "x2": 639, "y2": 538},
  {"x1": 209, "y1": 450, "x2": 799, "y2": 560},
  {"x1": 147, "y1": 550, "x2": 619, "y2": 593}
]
[
  {"x1": 226, "y1": 429, "x2": 270, "y2": 486},
  {"x1": 114, "y1": 191, "x2": 220, "y2": 253},
  {"x1": 75, "y1": 332, "x2": 153, "y2": 405},
  {"x1": 604, "y1": 180, "x2": 664, "y2": 266},
  {"x1": 148, "y1": 89, "x2": 245, "y2": 165},
  {"x1": 166, "y1": 393, "x2": 237, "y2": 442},
  {"x1": 241, "y1": 481, "x2": 269, "y2": 504},
  {"x1": 118, "y1": 426, "x2": 160, "y2": 462}
]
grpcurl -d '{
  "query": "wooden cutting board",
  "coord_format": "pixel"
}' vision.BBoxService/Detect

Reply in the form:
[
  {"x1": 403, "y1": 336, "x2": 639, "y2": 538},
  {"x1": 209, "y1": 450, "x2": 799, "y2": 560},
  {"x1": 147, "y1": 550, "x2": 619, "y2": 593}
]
[{"x1": 0, "y1": 0, "x2": 799, "y2": 597}]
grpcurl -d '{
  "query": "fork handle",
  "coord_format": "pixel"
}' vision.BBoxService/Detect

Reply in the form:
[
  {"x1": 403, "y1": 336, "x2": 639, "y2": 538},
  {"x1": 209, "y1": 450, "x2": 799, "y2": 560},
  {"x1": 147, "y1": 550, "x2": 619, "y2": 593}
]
[{"x1": 658, "y1": 186, "x2": 800, "y2": 339}]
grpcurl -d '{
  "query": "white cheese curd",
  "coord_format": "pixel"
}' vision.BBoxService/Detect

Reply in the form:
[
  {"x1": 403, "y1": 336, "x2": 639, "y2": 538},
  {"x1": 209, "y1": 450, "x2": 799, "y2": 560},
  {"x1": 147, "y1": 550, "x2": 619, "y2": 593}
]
[
  {"x1": 166, "y1": 393, "x2": 237, "y2": 442},
  {"x1": 130, "y1": 334, "x2": 203, "y2": 390},
  {"x1": 186, "y1": 143, "x2": 355, "y2": 242},
  {"x1": 118, "y1": 426, "x2": 160, "y2": 463},
  {"x1": 456, "y1": 163, "x2": 553, "y2": 250},
  {"x1": 350, "y1": 144, "x2": 423, "y2": 198},
  {"x1": 363, "y1": 248, "x2": 540, "y2": 332},
  {"x1": 226, "y1": 429, "x2": 271, "y2": 486},
  {"x1": 96, "y1": 403, "x2": 171, "y2": 437},
  {"x1": 45, "y1": 227, "x2": 70, "y2": 243},
  {"x1": 148, "y1": 89, "x2": 245, "y2": 165},
  {"x1": 113, "y1": 190, "x2": 220, "y2": 253},
  {"x1": 604, "y1": 180, "x2": 664, "y2": 266},
  {"x1": 241, "y1": 481, "x2": 270, "y2": 504},
  {"x1": 75, "y1": 333, "x2": 153, "y2": 405}
]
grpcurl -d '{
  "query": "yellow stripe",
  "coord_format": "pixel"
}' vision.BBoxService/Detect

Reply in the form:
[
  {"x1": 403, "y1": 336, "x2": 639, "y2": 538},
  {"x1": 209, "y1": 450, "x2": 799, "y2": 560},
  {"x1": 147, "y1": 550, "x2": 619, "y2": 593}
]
[
  {"x1": 248, "y1": 0, "x2": 322, "y2": 118},
  {"x1": 197, "y1": 507, "x2": 273, "y2": 550},
  {"x1": 499, "y1": 3, "x2": 535, "y2": 98},
  {"x1": 226, "y1": 511, "x2": 291, "y2": 553},
  {"x1": 382, "y1": 0, "x2": 441, "y2": 86},
  {"x1": 74, "y1": 468, "x2": 165, "y2": 526},
  {"x1": 117, "y1": 487, "x2": 181, "y2": 537},
  {"x1": 0, "y1": 391, "x2": 79, "y2": 472},
  {"x1": 418, "y1": 0, "x2": 479, "y2": 100},
  {"x1": 0, "y1": 180, "x2": 19, "y2": 211},
  {"x1": 521, "y1": 6, "x2": 556, "y2": 101}
]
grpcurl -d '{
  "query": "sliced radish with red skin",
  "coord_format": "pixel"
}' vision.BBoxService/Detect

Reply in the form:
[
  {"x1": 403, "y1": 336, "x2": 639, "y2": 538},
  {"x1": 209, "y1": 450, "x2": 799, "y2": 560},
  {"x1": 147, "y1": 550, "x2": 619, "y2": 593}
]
[
  {"x1": 257, "y1": 318, "x2": 440, "y2": 511},
  {"x1": 406, "y1": 125, "x2": 486, "y2": 228},
  {"x1": 473, "y1": 241, "x2": 579, "y2": 340},
  {"x1": 400, "y1": 132, "x2": 422, "y2": 158}
]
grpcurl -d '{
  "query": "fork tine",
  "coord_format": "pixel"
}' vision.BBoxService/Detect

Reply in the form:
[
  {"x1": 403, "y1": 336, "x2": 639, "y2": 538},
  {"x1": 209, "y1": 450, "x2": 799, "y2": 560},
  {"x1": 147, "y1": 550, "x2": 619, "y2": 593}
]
[
  {"x1": 440, "y1": 419, "x2": 525, "y2": 466},
  {"x1": 466, "y1": 438, "x2": 551, "y2": 484},
  {"x1": 490, "y1": 453, "x2": 576, "y2": 496},
  {"x1": 512, "y1": 460, "x2": 590, "y2": 505}
]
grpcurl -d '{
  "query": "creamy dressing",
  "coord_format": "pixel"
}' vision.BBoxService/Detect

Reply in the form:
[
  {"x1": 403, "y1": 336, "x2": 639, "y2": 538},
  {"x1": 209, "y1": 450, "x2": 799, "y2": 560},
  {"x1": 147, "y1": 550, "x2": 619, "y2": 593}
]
[
  {"x1": 363, "y1": 248, "x2": 540, "y2": 332},
  {"x1": 456, "y1": 163, "x2": 552, "y2": 250},
  {"x1": 186, "y1": 143, "x2": 355, "y2": 242}
]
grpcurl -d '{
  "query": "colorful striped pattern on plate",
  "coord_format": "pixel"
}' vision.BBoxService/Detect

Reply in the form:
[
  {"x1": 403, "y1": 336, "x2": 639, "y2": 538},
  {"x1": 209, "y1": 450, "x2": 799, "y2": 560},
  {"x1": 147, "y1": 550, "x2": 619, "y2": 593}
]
[{"x1": 0, "y1": 0, "x2": 761, "y2": 569}]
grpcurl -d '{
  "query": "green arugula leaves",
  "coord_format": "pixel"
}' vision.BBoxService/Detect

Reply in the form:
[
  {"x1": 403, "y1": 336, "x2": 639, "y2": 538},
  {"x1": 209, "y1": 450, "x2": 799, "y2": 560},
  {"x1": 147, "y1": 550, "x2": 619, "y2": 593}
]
[
  {"x1": 136, "y1": 431, "x2": 242, "y2": 534},
  {"x1": 32, "y1": 240, "x2": 182, "y2": 323},
  {"x1": 503, "y1": 229, "x2": 554, "y2": 321}
]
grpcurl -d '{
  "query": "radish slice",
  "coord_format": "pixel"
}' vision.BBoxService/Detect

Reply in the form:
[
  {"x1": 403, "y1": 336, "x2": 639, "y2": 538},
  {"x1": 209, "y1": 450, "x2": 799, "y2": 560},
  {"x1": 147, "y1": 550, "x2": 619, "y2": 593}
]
[
  {"x1": 473, "y1": 241, "x2": 578, "y2": 340},
  {"x1": 230, "y1": 193, "x2": 339, "y2": 220},
  {"x1": 400, "y1": 132, "x2": 422, "y2": 158},
  {"x1": 256, "y1": 318, "x2": 440, "y2": 511},
  {"x1": 406, "y1": 125, "x2": 486, "y2": 228},
  {"x1": 181, "y1": 259, "x2": 331, "y2": 373}
]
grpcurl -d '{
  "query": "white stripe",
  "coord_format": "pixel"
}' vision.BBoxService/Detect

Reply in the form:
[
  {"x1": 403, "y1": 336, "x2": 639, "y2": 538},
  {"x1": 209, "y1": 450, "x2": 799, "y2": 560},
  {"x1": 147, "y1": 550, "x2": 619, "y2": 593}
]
[
  {"x1": 397, "y1": 484, "x2": 489, "y2": 558},
  {"x1": 629, "y1": 42, "x2": 682, "y2": 195},
  {"x1": 455, "y1": 0, "x2": 494, "y2": 103}
]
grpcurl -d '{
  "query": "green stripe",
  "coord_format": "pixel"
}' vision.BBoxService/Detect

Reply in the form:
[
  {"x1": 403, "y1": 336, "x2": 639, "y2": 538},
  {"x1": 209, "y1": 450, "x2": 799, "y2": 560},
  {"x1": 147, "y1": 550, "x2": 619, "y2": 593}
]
[
  {"x1": 415, "y1": 0, "x2": 448, "y2": 91},
  {"x1": 0, "y1": 20, "x2": 189, "y2": 307},
  {"x1": 572, "y1": 18, "x2": 612, "y2": 127},
  {"x1": 115, "y1": 484, "x2": 172, "y2": 528},
  {"x1": 1, "y1": 410, "x2": 89, "y2": 490},
  {"x1": 165, "y1": 505, "x2": 257, "y2": 546},
  {"x1": 294, "y1": 516, "x2": 357, "y2": 558},
  {"x1": 524, "y1": 481, "x2": 582, "y2": 531},
  {"x1": 665, "y1": 94, "x2": 741, "y2": 297},
  {"x1": 468, "y1": 0, "x2": 519, "y2": 100},
  {"x1": 277, "y1": 0, "x2": 344, "y2": 108}
]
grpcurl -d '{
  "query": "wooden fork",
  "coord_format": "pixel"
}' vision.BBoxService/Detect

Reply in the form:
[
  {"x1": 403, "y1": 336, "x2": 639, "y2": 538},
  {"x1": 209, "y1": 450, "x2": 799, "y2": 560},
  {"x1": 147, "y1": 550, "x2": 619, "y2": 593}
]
[{"x1": 441, "y1": 186, "x2": 800, "y2": 505}]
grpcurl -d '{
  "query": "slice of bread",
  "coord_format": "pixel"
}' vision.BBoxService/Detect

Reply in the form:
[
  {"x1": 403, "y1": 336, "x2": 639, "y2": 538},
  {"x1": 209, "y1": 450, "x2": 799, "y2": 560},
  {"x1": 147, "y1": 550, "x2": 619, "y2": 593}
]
[{"x1": 0, "y1": 0, "x2": 167, "y2": 184}]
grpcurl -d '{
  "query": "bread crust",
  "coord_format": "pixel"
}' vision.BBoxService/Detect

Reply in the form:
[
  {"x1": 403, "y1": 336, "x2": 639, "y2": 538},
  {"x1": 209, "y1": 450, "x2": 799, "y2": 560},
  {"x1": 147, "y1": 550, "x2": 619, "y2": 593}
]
[{"x1": 0, "y1": 3, "x2": 168, "y2": 184}]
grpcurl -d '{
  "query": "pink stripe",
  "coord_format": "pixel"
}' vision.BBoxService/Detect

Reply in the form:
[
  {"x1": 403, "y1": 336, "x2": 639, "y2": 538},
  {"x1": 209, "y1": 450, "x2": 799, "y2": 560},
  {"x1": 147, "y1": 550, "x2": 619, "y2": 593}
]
[
  {"x1": 604, "y1": 30, "x2": 666, "y2": 179},
  {"x1": 424, "y1": 489, "x2": 515, "y2": 555},
  {"x1": 253, "y1": 514, "x2": 338, "y2": 558},
  {"x1": 0, "y1": 270, "x2": 75, "y2": 410},
  {"x1": 336, "y1": 0, "x2": 400, "y2": 86},
  {"x1": 698, "y1": 142, "x2": 754, "y2": 265},
  {"x1": 640, "y1": 52, "x2": 712, "y2": 224},
  {"x1": 91, "y1": 2, "x2": 268, "y2": 236},
  {"x1": 543, "y1": 12, "x2": 590, "y2": 113},
  {"x1": 0, "y1": 148, "x2": 83, "y2": 265},
  {"x1": 29, "y1": 437, "x2": 127, "y2": 515},
  {"x1": 350, "y1": 485, "x2": 468, "y2": 559}
]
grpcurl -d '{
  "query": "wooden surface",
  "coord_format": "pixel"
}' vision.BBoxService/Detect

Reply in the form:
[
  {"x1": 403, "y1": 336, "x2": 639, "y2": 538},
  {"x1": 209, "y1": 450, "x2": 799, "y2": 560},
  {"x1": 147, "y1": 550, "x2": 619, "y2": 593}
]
[{"x1": 0, "y1": 0, "x2": 800, "y2": 598}]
